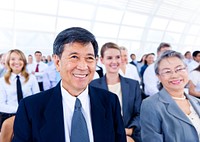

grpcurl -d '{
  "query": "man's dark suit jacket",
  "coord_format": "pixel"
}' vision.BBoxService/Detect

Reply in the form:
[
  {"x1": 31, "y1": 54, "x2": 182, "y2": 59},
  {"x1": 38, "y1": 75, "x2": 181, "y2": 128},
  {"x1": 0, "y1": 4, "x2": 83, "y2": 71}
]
[
  {"x1": 12, "y1": 82, "x2": 126, "y2": 142},
  {"x1": 90, "y1": 75, "x2": 142, "y2": 142}
]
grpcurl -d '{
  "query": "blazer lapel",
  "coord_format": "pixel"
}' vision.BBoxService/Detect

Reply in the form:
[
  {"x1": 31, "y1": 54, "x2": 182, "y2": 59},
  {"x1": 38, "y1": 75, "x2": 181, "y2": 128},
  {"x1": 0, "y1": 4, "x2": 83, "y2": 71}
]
[
  {"x1": 89, "y1": 86, "x2": 108, "y2": 142},
  {"x1": 40, "y1": 83, "x2": 65, "y2": 142},
  {"x1": 159, "y1": 89, "x2": 193, "y2": 126},
  {"x1": 100, "y1": 75, "x2": 109, "y2": 90},
  {"x1": 120, "y1": 76, "x2": 129, "y2": 122}
]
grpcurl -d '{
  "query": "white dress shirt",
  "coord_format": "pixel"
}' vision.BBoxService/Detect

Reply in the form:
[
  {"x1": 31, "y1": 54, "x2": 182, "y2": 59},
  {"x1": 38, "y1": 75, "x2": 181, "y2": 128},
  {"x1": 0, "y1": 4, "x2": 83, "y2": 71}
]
[
  {"x1": 119, "y1": 64, "x2": 141, "y2": 83},
  {"x1": 187, "y1": 60, "x2": 199, "y2": 72},
  {"x1": 143, "y1": 63, "x2": 159, "y2": 96},
  {"x1": 0, "y1": 73, "x2": 40, "y2": 113},
  {"x1": 26, "y1": 63, "x2": 35, "y2": 74},
  {"x1": 61, "y1": 82, "x2": 94, "y2": 142},
  {"x1": 189, "y1": 70, "x2": 200, "y2": 92},
  {"x1": 33, "y1": 62, "x2": 48, "y2": 82},
  {"x1": 43, "y1": 63, "x2": 58, "y2": 90}
]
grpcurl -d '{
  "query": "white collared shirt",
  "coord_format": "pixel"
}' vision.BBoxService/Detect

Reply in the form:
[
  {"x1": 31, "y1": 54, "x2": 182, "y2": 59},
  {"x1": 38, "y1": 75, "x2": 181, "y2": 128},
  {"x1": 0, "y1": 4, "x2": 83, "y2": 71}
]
[
  {"x1": 143, "y1": 63, "x2": 159, "y2": 96},
  {"x1": 61, "y1": 81, "x2": 94, "y2": 142},
  {"x1": 119, "y1": 64, "x2": 141, "y2": 83},
  {"x1": 0, "y1": 73, "x2": 40, "y2": 113},
  {"x1": 33, "y1": 61, "x2": 48, "y2": 82}
]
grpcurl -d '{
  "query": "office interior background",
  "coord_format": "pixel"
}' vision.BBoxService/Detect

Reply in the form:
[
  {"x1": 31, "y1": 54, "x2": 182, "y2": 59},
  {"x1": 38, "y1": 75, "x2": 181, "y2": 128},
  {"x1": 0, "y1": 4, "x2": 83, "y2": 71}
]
[{"x1": 0, "y1": 0, "x2": 200, "y2": 60}]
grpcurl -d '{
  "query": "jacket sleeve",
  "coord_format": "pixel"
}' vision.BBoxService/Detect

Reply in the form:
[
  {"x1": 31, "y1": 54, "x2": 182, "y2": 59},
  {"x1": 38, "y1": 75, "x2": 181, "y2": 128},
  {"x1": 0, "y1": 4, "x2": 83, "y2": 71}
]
[
  {"x1": 140, "y1": 99, "x2": 164, "y2": 142},
  {"x1": 12, "y1": 100, "x2": 32, "y2": 142}
]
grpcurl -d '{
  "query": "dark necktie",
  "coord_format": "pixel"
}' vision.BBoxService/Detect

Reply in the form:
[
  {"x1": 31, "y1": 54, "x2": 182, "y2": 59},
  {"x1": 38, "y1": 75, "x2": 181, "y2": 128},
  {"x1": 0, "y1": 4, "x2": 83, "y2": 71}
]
[
  {"x1": 70, "y1": 98, "x2": 90, "y2": 142},
  {"x1": 16, "y1": 75, "x2": 23, "y2": 103},
  {"x1": 35, "y1": 64, "x2": 39, "y2": 72}
]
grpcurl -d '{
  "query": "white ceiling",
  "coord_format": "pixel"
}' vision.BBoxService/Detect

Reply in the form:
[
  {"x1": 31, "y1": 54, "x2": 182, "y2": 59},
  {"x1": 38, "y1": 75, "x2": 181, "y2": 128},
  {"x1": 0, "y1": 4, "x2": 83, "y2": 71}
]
[{"x1": 0, "y1": 0, "x2": 200, "y2": 59}]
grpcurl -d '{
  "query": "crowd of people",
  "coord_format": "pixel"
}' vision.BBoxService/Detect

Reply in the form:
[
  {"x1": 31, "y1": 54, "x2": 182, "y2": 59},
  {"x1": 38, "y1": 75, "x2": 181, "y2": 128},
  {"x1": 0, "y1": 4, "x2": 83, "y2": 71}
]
[{"x1": 0, "y1": 27, "x2": 200, "y2": 142}]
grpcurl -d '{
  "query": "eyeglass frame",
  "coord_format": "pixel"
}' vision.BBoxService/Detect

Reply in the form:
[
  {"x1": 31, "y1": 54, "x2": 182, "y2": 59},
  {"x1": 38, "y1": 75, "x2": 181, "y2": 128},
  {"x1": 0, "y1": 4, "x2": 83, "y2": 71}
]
[{"x1": 158, "y1": 66, "x2": 187, "y2": 77}]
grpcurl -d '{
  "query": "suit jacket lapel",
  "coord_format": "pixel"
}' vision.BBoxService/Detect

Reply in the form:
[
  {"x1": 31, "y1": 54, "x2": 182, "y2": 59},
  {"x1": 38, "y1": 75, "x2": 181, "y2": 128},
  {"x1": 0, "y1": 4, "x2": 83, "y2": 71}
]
[
  {"x1": 40, "y1": 83, "x2": 65, "y2": 142},
  {"x1": 99, "y1": 75, "x2": 109, "y2": 90},
  {"x1": 120, "y1": 75, "x2": 129, "y2": 122},
  {"x1": 89, "y1": 86, "x2": 108, "y2": 142},
  {"x1": 159, "y1": 89, "x2": 193, "y2": 126}
]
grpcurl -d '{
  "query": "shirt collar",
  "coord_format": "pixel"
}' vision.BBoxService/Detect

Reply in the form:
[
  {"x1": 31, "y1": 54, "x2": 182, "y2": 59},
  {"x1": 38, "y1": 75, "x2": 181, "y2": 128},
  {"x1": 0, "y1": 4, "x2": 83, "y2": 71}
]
[
  {"x1": 60, "y1": 81, "x2": 89, "y2": 111},
  {"x1": 10, "y1": 73, "x2": 22, "y2": 81}
]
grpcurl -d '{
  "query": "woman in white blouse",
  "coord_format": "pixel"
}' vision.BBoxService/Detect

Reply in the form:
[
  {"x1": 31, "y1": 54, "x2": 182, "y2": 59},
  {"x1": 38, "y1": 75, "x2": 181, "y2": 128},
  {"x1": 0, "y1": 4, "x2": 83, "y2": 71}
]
[
  {"x1": 189, "y1": 65, "x2": 200, "y2": 98},
  {"x1": 0, "y1": 49, "x2": 40, "y2": 142}
]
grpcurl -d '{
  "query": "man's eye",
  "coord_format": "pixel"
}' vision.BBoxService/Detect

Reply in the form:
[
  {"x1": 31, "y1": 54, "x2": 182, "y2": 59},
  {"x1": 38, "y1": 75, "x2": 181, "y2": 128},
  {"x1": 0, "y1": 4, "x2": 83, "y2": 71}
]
[
  {"x1": 86, "y1": 57, "x2": 95, "y2": 61},
  {"x1": 71, "y1": 56, "x2": 78, "y2": 59}
]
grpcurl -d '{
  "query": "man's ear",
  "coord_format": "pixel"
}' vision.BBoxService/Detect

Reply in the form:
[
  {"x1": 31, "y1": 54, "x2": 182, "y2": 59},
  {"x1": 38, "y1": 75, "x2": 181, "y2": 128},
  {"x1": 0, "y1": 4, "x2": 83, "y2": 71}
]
[{"x1": 53, "y1": 55, "x2": 60, "y2": 72}]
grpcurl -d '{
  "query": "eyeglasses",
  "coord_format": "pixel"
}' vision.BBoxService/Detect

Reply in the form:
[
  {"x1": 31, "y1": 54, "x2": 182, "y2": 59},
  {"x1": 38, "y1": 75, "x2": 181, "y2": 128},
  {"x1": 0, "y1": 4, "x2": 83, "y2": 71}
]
[{"x1": 159, "y1": 67, "x2": 187, "y2": 77}]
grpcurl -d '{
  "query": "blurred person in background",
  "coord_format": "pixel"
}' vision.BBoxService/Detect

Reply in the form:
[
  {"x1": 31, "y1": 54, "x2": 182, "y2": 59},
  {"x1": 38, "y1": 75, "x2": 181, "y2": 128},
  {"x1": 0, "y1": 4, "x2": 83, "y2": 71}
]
[
  {"x1": 119, "y1": 46, "x2": 141, "y2": 83},
  {"x1": 184, "y1": 51, "x2": 193, "y2": 66},
  {"x1": 140, "y1": 53, "x2": 155, "y2": 90},
  {"x1": 0, "y1": 53, "x2": 7, "y2": 77},
  {"x1": 189, "y1": 64, "x2": 200, "y2": 98},
  {"x1": 137, "y1": 54, "x2": 146, "y2": 74},
  {"x1": 0, "y1": 49, "x2": 39, "y2": 142},
  {"x1": 140, "y1": 53, "x2": 155, "y2": 78},
  {"x1": 129, "y1": 53, "x2": 137, "y2": 67},
  {"x1": 187, "y1": 50, "x2": 200, "y2": 72},
  {"x1": 143, "y1": 42, "x2": 171, "y2": 96},
  {"x1": 26, "y1": 54, "x2": 35, "y2": 74},
  {"x1": 33, "y1": 51, "x2": 48, "y2": 91}
]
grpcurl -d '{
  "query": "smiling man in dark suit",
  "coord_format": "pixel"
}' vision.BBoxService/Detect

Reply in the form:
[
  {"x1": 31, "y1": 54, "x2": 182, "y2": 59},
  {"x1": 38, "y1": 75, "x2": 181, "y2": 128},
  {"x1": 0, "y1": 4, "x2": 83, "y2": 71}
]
[{"x1": 12, "y1": 27, "x2": 126, "y2": 142}]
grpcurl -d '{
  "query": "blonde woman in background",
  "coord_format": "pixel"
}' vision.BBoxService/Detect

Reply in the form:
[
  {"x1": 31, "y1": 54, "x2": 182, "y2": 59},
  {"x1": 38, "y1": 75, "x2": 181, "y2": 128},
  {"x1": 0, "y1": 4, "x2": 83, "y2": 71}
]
[{"x1": 0, "y1": 49, "x2": 40, "y2": 142}]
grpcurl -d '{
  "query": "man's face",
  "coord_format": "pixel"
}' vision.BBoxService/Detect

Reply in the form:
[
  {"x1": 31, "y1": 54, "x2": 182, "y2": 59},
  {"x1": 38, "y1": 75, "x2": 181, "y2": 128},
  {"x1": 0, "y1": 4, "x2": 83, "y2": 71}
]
[
  {"x1": 28, "y1": 56, "x2": 33, "y2": 64},
  {"x1": 194, "y1": 53, "x2": 200, "y2": 62},
  {"x1": 35, "y1": 53, "x2": 42, "y2": 62},
  {"x1": 54, "y1": 42, "x2": 96, "y2": 96},
  {"x1": 131, "y1": 54, "x2": 136, "y2": 60},
  {"x1": 157, "y1": 46, "x2": 171, "y2": 57}
]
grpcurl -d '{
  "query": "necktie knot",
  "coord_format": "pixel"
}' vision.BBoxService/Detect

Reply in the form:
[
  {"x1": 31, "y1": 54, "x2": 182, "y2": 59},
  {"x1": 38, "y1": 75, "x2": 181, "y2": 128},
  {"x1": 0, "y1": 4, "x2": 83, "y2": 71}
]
[
  {"x1": 35, "y1": 64, "x2": 39, "y2": 72},
  {"x1": 16, "y1": 75, "x2": 19, "y2": 79},
  {"x1": 75, "y1": 98, "x2": 82, "y2": 110}
]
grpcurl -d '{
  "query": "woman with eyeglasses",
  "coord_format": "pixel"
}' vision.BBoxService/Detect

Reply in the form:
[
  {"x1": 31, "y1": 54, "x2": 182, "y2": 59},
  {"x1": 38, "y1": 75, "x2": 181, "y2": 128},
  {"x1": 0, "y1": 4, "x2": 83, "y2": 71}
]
[{"x1": 140, "y1": 50, "x2": 200, "y2": 142}]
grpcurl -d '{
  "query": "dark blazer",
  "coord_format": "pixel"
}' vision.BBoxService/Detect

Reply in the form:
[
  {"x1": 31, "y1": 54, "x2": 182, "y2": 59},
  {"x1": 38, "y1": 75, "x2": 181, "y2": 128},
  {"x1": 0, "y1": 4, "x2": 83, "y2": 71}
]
[
  {"x1": 141, "y1": 88, "x2": 200, "y2": 142},
  {"x1": 129, "y1": 61, "x2": 137, "y2": 67},
  {"x1": 90, "y1": 75, "x2": 142, "y2": 142},
  {"x1": 12, "y1": 82, "x2": 126, "y2": 142},
  {"x1": 96, "y1": 65, "x2": 104, "y2": 78}
]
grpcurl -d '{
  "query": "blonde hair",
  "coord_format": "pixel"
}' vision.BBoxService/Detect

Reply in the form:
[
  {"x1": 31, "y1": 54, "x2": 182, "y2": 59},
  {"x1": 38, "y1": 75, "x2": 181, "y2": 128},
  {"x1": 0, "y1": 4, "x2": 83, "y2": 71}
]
[{"x1": 4, "y1": 49, "x2": 29, "y2": 84}]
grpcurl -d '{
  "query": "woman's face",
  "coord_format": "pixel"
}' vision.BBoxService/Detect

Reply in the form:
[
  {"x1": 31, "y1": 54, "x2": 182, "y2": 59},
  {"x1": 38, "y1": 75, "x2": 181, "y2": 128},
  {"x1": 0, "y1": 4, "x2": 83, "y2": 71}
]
[
  {"x1": 101, "y1": 48, "x2": 121, "y2": 74},
  {"x1": 146, "y1": 54, "x2": 155, "y2": 65},
  {"x1": 157, "y1": 57, "x2": 188, "y2": 93},
  {"x1": 9, "y1": 52, "x2": 24, "y2": 74}
]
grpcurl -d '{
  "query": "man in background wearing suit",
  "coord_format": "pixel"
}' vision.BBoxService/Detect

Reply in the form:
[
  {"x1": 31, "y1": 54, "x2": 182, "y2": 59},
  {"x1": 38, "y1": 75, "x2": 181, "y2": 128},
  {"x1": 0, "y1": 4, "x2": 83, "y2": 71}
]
[{"x1": 12, "y1": 27, "x2": 126, "y2": 142}]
